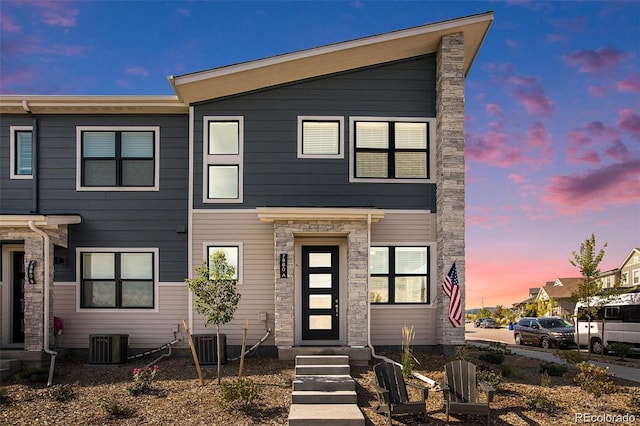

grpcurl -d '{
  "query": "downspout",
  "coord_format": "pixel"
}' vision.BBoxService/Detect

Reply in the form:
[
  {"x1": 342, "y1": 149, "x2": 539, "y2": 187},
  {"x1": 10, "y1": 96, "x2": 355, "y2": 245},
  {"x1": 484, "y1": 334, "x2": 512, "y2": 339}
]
[
  {"x1": 22, "y1": 101, "x2": 39, "y2": 213},
  {"x1": 28, "y1": 221, "x2": 56, "y2": 387}
]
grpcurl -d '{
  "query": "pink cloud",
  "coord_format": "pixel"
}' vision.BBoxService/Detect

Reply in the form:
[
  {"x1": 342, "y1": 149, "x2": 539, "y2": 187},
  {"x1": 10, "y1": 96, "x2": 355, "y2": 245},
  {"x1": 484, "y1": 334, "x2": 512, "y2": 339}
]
[
  {"x1": 508, "y1": 173, "x2": 527, "y2": 184},
  {"x1": 542, "y1": 158, "x2": 640, "y2": 214},
  {"x1": 617, "y1": 74, "x2": 640, "y2": 93},
  {"x1": 563, "y1": 47, "x2": 628, "y2": 73},
  {"x1": 466, "y1": 130, "x2": 531, "y2": 168},
  {"x1": 588, "y1": 85, "x2": 607, "y2": 97},
  {"x1": 617, "y1": 109, "x2": 640, "y2": 139},
  {"x1": 30, "y1": 1, "x2": 80, "y2": 28},
  {"x1": 126, "y1": 67, "x2": 150, "y2": 77},
  {"x1": 1, "y1": 14, "x2": 21, "y2": 33},
  {"x1": 509, "y1": 75, "x2": 554, "y2": 117},
  {"x1": 506, "y1": 39, "x2": 518, "y2": 48},
  {"x1": 546, "y1": 33, "x2": 570, "y2": 44},
  {"x1": 525, "y1": 121, "x2": 553, "y2": 164},
  {"x1": 485, "y1": 103, "x2": 502, "y2": 115}
]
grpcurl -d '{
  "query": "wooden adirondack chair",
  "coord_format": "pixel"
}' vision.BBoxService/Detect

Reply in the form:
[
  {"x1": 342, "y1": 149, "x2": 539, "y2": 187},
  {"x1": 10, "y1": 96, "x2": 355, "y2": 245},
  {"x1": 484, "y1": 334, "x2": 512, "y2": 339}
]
[
  {"x1": 441, "y1": 360, "x2": 495, "y2": 426},
  {"x1": 373, "y1": 362, "x2": 429, "y2": 425}
]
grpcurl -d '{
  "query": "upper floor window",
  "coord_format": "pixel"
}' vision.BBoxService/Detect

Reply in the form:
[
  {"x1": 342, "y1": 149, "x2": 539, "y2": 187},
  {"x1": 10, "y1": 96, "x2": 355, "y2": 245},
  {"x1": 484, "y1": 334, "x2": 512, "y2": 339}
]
[
  {"x1": 349, "y1": 117, "x2": 435, "y2": 183},
  {"x1": 80, "y1": 249, "x2": 157, "y2": 309},
  {"x1": 204, "y1": 117, "x2": 243, "y2": 203},
  {"x1": 76, "y1": 127, "x2": 160, "y2": 191},
  {"x1": 297, "y1": 116, "x2": 344, "y2": 159},
  {"x1": 370, "y1": 246, "x2": 430, "y2": 304},
  {"x1": 10, "y1": 126, "x2": 33, "y2": 179}
]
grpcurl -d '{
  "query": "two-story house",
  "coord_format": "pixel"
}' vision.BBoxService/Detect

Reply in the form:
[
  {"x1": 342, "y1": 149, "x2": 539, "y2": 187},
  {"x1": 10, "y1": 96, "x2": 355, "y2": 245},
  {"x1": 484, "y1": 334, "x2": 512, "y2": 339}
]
[{"x1": 1, "y1": 12, "x2": 493, "y2": 366}]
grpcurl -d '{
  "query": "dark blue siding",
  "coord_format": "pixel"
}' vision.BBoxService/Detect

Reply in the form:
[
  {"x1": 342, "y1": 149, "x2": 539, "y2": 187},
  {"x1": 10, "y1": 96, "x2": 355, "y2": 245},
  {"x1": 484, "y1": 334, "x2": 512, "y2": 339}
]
[
  {"x1": 193, "y1": 55, "x2": 436, "y2": 210},
  {"x1": 1, "y1": 114, "x2": 189, "y2": 282}
]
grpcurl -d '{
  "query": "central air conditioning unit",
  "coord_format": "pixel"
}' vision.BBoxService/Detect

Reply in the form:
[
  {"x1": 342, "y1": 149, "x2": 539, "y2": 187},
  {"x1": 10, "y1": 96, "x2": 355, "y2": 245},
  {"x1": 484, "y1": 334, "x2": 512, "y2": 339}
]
[
  {"x1": 89, "y1": 334, "x2": 129, "y2": 364},
  {"x1": 191, "y1": 334, "x2": 227, "y2": 365}
]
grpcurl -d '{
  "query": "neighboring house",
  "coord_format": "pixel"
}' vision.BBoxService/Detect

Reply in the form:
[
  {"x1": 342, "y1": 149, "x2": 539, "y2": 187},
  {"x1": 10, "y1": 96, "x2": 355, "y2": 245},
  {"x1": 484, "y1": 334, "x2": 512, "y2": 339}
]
[
  {"x1": 0, "y1": 13, "x2": 494, "y2": 365},
  {"x1": 512, "y1": 287, "x2": 540, "y2": 316},
  {"x1": 536, "y1": 278, "x2": 583, "y2": 318},
  {"x1": 599, "y1": 248, "x2": 640, "y2": 289}
]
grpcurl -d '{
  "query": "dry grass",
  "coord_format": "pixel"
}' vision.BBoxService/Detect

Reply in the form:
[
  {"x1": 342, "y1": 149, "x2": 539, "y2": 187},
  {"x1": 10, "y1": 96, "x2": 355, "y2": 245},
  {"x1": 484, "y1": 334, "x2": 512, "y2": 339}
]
[{"x1": 1, "y1": 346, "x2": 639, "y2": 425}]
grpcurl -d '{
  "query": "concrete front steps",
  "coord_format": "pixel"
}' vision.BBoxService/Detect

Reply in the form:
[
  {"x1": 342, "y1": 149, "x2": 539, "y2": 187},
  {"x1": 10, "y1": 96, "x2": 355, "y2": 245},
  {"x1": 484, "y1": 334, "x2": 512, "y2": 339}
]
[{"x1": 288, "y1": 355, "x2": 365, "y2": 426}]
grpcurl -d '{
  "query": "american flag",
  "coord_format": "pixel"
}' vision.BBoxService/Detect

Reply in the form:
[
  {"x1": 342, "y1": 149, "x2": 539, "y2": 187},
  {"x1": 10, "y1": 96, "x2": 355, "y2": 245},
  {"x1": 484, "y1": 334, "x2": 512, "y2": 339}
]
[{"x1": 442, "y1": 262, "x2": 462, "y2": 327}]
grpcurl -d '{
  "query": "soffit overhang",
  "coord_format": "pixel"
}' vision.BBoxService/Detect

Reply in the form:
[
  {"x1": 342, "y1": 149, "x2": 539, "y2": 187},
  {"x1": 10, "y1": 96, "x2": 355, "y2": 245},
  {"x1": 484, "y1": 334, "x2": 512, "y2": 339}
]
[
  {"x1": 1, "y1": 214, "x2": 82, "y2": 229},
  {"x1": 256, "y1": 207, "x2": 384, "y2": 223},
  {"x1": 170, "y1": 12, "x2": 493, "y2": 104},
  {"x1": 0, "y1": 96, "x2": 188, "y2": 115}
]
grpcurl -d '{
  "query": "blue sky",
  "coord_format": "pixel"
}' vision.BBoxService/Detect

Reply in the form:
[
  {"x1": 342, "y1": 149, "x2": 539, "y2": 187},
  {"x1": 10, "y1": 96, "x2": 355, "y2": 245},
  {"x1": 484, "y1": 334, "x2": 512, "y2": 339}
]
[{"x1": 1, "y1": 0, "x2": 638, "y2": 308}]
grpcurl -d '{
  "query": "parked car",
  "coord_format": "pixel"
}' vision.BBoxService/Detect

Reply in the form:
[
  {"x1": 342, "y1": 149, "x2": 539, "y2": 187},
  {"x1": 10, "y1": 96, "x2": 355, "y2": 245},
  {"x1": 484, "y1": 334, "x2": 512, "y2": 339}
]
[
  {"x1": 474, "y1": 318, "x2": 485, "y2": 328},
  {"x1": 479, "y1": 318, "x2": 499, "y2": 328},
  {"x1": 513, "y1": 317, "x2": 575, "y2": 349}
]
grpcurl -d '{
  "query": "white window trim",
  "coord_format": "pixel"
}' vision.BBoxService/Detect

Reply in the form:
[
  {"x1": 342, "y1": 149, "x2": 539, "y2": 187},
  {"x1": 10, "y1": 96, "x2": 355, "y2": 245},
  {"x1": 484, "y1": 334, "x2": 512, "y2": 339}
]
[
  {"x1": 297, "y1": 116, "x2": 344, "y2": 159},
  {"x1": 75, "y1": 247, "x2": 160, "y2": 312},
  {"x1": 203, "y1": 116, "x2": 244, "y2": 204},
  {"x1": 10, "y1": 126, "x2": 33, "y2": 180},
  {"x1": 348, "y1": 116, "x2": 435, "y2": 183},
  {"x1": 203, "y1": 241, "x2": 243, "y2": 285},
  {"x1": 368, "y1": 242, "x2": 436, "y2": 305},
  {"x1": 75, "y1": 126, "x2": 160, "y2": 191}
]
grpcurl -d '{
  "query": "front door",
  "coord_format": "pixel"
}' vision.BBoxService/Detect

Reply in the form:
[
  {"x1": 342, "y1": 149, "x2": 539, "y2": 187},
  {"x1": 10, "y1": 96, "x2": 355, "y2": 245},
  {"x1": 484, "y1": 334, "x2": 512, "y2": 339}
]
[
  {"x1": 302, "y1": 246, "x2": 340, "y2": 341},
  {"x1": 12, "y1": 251, "x2": 25, "y2": 343}
]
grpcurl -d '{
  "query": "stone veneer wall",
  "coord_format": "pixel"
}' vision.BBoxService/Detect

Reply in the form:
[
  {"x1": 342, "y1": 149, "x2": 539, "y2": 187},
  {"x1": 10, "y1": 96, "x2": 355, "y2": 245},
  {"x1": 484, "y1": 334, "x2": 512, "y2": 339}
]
[
  {"x1": 435, "y1": 32, "x2": 466, "y2": 350},
  {"x1": 272, "y1": 220, "x2": 369, "y2": 348},
  {"x1": 1, "y1": 226, "x2": 68, "y2": 351}
]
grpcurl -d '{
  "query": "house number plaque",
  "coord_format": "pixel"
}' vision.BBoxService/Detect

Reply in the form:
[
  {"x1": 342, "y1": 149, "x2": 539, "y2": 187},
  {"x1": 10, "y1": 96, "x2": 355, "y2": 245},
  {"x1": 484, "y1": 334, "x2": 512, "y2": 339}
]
[{"x1": 279, "y1": 254, "x2": 287, "y2": 278}]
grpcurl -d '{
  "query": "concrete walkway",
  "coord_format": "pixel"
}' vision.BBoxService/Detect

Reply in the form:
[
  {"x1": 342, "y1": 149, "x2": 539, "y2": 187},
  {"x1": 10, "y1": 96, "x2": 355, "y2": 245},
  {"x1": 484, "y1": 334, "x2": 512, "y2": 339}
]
[{"x1": 468, "y1": 341, "x2": 640, "y2": 383}]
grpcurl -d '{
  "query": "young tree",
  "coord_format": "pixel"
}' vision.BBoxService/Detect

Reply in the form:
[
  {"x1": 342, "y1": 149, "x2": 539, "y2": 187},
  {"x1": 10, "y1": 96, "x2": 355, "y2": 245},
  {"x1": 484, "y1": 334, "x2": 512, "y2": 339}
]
[
  {"x1": 569, "y1": 233, "x2": 607, "y2": 355},
  {"x1": 185, "y1": 250, "x2": 241, "y2": 384}
]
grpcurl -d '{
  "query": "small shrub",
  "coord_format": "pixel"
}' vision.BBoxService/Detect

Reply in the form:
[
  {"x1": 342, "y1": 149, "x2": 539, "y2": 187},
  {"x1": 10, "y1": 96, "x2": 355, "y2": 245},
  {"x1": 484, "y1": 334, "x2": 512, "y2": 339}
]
[
  {"x1": 540, "y1": 371, "x2": 552, "y2": 388},
  {"x1": 220, "y1": 377, "x2": 262, "y2": 407},
  {"x1": 539, "y1": 362, "x2": 567, "y2": 377},
  {"x1": 500, "y1": 364, "x2": 513, "y2": 378},
  {"x1": 127, "y1": 365, "x2": 159, "y2": 395},
  {"x1": 479, "y1": 351, "x2": 505, "y2": 365},
  {"x1": 488, "y1": 341, "x2": 512, "y2": 354},
  {"x1": 400, "y1": 324, "x2": 416, "y2": 378},
  {"x1": 607, "y1": 342, "x2": 633, "y2": 359},
  {"x1": 556, "y1": 350, "x2": 586, "y2": 365},
  {"x1": 525, "y1": 394, "x2": 558, "y2": 412},
  {"x1": 101, "y1": 399, "x2": 136, "y2": 418},
  {"x1": 48, "y1": 383, "x2": 76, "y2": 402},
  {"x1": 573, "y1": 362, "x2": 616, "y2": 397},
  {"x1": 452, "y1": 344, "x2": 469, "y2": 361},
  {"x1": 15, "y1": 367, "x2": 49, "y2": 383},
  {"x1": 477, "y1": 370, "x2": 504, "y2": 388},
  {"x1": 0, "y1": 387, "x2": 10, "y2": 404}
]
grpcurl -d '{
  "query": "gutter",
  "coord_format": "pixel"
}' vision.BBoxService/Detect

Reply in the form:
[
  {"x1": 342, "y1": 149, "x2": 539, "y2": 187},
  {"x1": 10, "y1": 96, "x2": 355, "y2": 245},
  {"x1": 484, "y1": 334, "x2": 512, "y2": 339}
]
[{"x1": 27, "y1": 220, "x2": 56, "y2": 386}]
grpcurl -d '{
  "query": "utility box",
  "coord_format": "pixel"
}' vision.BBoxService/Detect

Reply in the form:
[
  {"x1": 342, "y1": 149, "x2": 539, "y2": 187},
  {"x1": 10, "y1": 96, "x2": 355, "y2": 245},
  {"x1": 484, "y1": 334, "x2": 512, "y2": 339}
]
[
  {"x1": 192, "y1": 334, "x2": 227, "y2": 365},
  {"x1": 89, "y1": 334, "x2": 129, "y2": 364}
]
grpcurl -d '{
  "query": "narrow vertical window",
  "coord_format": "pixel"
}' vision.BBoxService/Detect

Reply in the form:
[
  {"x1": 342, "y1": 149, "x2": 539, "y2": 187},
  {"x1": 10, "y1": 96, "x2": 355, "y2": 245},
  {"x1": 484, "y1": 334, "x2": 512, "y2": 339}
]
[
  {"x1": 204, "y1": 117, "x2": 243, "y2": 203},
  {"x1": 10, "y1": 126, "x2": 33, "y2": 179}
]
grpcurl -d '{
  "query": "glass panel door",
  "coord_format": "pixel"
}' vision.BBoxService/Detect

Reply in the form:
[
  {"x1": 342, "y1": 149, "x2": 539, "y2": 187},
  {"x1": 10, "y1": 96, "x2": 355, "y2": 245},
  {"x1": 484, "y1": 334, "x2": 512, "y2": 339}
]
[{"x1": 302, "y1": 246, "x2": 339, "y2": 340}]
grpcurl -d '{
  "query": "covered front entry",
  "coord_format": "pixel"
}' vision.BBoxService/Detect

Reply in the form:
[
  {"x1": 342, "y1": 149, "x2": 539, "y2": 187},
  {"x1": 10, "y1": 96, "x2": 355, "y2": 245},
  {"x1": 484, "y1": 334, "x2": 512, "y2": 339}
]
[{"x1": 256, "y1": 207, "x2": 384, "y2": 351}]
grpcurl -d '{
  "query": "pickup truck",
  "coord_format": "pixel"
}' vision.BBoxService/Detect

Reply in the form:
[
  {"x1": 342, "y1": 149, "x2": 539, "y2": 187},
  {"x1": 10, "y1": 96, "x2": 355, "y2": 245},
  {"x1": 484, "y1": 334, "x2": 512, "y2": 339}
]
[{"x1": 513, "y1": 317, "x2": 575, "y2": 349}]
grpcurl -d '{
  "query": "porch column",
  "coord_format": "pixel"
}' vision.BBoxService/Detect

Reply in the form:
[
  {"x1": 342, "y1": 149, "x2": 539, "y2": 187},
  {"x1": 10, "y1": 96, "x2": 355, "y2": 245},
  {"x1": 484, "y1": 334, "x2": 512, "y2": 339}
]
[
  {"x1": 23, "y1": 234, "x2": 54, "y2": 351},
  {"x1": 435, "y1": 32, "x2": 466, "y2": 352},
  {"x1": 273, "y1": 224, "x2": 295, "y2": 347}
]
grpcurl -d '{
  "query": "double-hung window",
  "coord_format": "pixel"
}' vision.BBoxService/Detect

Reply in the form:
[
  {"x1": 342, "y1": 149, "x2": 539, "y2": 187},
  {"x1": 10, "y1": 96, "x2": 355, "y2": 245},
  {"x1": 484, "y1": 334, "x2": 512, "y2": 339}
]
[
  {"x1": 80, "y1": 249, "x2": 156, "y2": 309},
  {"x1": 10, "y1": 126, "x2": 33, "y2": 179},
  {"x1": 77, "y1": 127, "x2": 159, "y2": 191},
  {"x1": 206, "y1": 244, "x2": 242, "y2": 283},
  {"x1": 204, "y1": 117, "x2": 243, "y2": 203},
  {"x1": 370, "y1": 246, "x2": 430, "y2": 304},
  {"x1": 350, "y1": 117, "x2": 434, "y2": 182},
  {"x1": 297, "y1": 116, "x2": 344, "y2": 158}
]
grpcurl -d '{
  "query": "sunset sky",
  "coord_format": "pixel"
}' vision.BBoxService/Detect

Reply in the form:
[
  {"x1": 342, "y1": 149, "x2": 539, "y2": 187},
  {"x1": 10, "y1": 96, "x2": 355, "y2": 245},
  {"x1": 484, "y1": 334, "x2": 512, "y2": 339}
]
[{"x1": 1, "y1": 1, "x2": 638, "y2": 309}]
